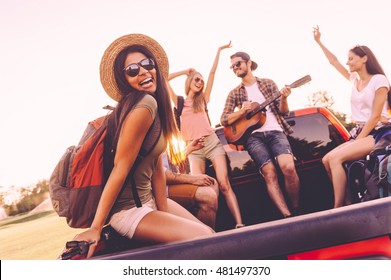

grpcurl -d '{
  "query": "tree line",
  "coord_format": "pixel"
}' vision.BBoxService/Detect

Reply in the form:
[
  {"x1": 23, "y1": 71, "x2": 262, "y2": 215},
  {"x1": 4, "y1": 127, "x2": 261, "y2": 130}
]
[
  {"x1": 307, "y1": 90, "x2": 355, "y2": 131},
  {"x1": 0, "y1": 179, "x2": 49, "y2": 216}
]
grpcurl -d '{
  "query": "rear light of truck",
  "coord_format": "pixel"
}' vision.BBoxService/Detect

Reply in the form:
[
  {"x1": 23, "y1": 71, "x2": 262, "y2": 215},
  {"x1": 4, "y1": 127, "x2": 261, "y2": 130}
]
[{"x1": 288, "y1": 235, "x2": 391, "y2": 260}]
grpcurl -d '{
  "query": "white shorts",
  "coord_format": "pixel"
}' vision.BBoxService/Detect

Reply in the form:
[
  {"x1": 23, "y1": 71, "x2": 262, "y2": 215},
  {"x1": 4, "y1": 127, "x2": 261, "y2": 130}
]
[{"x1": 109, "y1": 198, "x2": 157, "y2": 239}]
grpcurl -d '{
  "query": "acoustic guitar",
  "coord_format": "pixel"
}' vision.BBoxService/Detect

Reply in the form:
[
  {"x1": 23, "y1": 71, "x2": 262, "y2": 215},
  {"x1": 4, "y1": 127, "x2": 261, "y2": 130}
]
[{"x1": 223, "y1": 75, "x2": 311, "y2": 145}]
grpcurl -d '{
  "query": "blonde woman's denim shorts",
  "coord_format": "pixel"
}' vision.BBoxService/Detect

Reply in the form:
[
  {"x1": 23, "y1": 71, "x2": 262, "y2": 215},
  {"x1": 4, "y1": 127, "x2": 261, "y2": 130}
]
[
  {"x1": 188, "y1": 133, "x2": 226, "y2": 162},
  {"x1": 109, "y1": 198, "x2": 157, "y2": 239}
]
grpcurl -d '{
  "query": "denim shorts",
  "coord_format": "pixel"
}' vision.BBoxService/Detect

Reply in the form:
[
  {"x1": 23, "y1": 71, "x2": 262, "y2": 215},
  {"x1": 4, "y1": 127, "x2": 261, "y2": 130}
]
[{"x1": 245, "y1": 130, "x2": 293, "y2": 170}]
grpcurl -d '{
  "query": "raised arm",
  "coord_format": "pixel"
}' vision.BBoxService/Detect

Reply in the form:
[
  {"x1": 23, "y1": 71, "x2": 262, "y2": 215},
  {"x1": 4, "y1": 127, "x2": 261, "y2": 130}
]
[
  {"x1": 204, "y1": 41, "x2": 232, "y2": 103},
  {"x1": 313, "y1": 26, "x2": 350, "y2": 80},
  {"x1": 167, "y1": 69, "x2": 194, "y2": 107}
]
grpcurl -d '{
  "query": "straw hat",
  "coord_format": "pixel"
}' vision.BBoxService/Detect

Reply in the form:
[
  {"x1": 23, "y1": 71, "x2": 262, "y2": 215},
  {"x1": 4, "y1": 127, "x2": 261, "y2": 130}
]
[{"x1": 100, "y1": 34, "x2": 169, "y2": 102}]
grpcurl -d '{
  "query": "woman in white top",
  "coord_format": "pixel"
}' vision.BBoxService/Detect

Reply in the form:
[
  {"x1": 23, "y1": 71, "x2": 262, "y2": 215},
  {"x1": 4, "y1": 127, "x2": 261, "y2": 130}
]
[
  {"x1": 313, "y1": 26, "x2": 391, "y2": 208},
  {"x1": 167, "y1": 42, "x2": 244, "y2": 228}
]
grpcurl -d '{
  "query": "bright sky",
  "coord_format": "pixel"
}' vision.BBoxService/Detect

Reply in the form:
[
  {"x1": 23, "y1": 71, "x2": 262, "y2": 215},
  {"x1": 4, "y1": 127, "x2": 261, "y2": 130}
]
[{"x1": 1, "y1": 0, "x2": 390, "y2": 189}]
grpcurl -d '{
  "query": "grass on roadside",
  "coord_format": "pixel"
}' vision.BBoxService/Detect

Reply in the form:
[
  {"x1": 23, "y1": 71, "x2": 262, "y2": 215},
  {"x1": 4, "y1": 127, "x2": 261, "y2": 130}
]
[{"x1": 0, "y1": 210, "x2": 84, "y2": 260}]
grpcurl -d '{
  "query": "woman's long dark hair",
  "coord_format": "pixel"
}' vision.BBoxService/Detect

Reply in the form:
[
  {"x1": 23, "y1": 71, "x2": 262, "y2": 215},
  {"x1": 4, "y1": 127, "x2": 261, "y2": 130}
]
[
  {"x1": 103, "y1": 45, "x2": 181, "y2": 178},
  {"x1": 351, "y1": 45, "x2": 391, "y2": 107}
]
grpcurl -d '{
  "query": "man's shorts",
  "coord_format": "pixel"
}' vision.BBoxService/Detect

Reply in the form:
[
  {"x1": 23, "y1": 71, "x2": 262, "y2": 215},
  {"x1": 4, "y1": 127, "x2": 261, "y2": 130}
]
[
  {"x1": 109, "y1": 198, "x2": 157, "y2": 239},
  {"x1": 188, "y1": 133, "x2": 226, "y2": 163},
  {"x1": 245, "y1": 130, "x2": 293, "y2": 170},
  {"x1": 168, "y1": 184, "x2": 198, "y2": 211}
]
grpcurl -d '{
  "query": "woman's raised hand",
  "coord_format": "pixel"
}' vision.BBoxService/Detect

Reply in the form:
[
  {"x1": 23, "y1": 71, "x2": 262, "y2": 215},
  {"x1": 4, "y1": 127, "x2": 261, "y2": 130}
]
[
  {"x1": 219, "y1": 41, "x2": 232, "y2": 51},
  {"x1": 312, "y1": 25, "x2": 321, "y2": 43},
  {"x1": 185, "y1": 68, "x2": 196, "y2": 76}
]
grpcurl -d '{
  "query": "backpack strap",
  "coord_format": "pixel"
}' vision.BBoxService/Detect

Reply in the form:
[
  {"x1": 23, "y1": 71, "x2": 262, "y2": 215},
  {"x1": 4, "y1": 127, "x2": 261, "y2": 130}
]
[
  {"x1": 174, "y1": 96, "x2": 212, "y2": 128},
  {"x1": 173, "y1": 96, "x2": 185, "y2": 129},
  {"x1": 176, "y1": 96, "x2": 185, "y2": 117},
  {"x1": 346, "y1": 160, "x2": 367, "y2": 203},
  {"x1": 378, "y1": 155, "x2": 389, "y2": 198}
]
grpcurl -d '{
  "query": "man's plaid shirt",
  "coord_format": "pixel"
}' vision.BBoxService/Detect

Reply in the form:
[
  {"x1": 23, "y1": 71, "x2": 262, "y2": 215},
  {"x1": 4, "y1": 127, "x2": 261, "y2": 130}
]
[{"x1": 220, "y1": 77, "x2": 293, "y2": 135}]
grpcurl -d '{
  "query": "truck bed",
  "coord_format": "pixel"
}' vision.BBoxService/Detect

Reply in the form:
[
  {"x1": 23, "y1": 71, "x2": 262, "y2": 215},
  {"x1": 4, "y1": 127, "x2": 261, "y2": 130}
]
[
  {"x1": 91, "y1": 107, "x2": 391, "y2": 260},
  {"x1": 95, "y1": 198, "x2": 391, "y2": 260}
]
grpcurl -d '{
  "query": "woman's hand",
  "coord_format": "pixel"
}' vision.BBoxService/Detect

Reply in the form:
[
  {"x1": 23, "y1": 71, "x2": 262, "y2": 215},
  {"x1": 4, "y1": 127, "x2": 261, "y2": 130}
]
[
  {"x1": 312, "y1": 25, "x2": 321, "y2": 43},
  {"x1": 186, "y1": 137, "x2": 205, "y2": 155},
  {"x1": 218, "y1": 41, "x2": 232, "y2": 51},
  {"x1": 185, "y1": 68, "x2": 196, "y2": 76},
  {"x1": 73, "y1": 227, "x2": 101, "y2": 258}
]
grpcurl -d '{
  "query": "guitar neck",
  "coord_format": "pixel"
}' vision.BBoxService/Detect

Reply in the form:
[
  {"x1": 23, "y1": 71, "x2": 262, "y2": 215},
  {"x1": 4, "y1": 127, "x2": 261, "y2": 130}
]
[{"x1": 245, "y1": 75, "x2": 311, "y2": 120}]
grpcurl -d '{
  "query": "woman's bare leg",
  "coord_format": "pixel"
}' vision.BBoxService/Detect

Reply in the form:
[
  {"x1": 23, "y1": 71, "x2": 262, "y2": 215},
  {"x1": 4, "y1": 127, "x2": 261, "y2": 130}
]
[
  {"x1": 212, "y1": 155, "x2": 243, "y2": 226},
  {"x1": 326, "y1": 137, "x2": 374, "y2": 208},
  {"x1": 134, "y1": 209, "x2": 213, "y2": 243},
  {"x1": 322, "y1": 141, "x2": 352, "y2": 179}
]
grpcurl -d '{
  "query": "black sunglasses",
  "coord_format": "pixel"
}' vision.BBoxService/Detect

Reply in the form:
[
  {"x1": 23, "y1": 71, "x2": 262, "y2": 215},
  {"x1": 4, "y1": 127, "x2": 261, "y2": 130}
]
[
  {"x1": 123, "y1": 58, "x2": 155, "y2": 77},
  {"x1": 230, "y1": 60, "x2": 246, "y2": 69},
  {"x1": 194, "y1": 77, "x2": 204, "y2": 84}
]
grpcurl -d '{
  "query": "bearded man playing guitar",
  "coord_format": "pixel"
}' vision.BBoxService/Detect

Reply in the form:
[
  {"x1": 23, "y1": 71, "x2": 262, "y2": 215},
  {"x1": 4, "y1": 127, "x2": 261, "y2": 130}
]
[{"x1": 220, "y1": 51, "x2": 300, "y2": 218}]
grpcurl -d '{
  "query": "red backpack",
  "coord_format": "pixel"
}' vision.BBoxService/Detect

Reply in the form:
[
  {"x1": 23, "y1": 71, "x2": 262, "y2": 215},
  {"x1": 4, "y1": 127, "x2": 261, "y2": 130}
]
[{"x1": 49, "y1": 114, "x2": 160, "y2": 228}]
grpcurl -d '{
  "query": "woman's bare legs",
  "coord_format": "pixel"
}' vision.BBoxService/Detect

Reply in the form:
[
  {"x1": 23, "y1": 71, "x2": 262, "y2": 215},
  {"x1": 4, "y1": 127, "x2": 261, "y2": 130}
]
[
  {"x1": 211, "y1": 155, "x2": 243, "y2": 226},
  {"x1": 190, "y1": 155, "x2": 243, "y2": 227},
  {"x1": 166, "y1": 198, "x2": 209, "y2": 225},
  {"x1": 134, "y1": 200, "x2": 214, "y2": 243},
  {"x1": 322, "y1": 141, "x2": 352, "y2": 179},
  {"x1": 322, "y1": 137, "x2": 374, "y2": 208}
]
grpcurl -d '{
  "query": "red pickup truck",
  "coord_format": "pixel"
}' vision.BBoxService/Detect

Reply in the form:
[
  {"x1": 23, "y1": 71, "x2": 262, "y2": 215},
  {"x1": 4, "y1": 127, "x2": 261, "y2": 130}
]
[{"x1": 88, "y1": 107, "x2": 391, "y2": 260}]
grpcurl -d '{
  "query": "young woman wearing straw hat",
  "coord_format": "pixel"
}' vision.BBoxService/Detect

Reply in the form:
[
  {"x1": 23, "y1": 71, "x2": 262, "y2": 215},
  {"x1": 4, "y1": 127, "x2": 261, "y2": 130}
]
[{"x1": 74, "y1": 34, "x2": 213, "y2": 258}]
